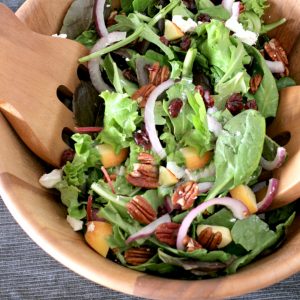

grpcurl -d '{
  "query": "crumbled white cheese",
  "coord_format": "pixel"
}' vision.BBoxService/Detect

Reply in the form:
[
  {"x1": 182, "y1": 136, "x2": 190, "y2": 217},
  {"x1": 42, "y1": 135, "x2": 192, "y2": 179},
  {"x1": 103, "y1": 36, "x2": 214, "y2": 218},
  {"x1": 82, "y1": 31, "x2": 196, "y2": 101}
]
[
  {"x1": 166, "y1": 161, "x2": 185, "y2": 179},
  {"x1": 67, "y1": 215, "x2": 83, "y2": 231},
  {"x1": 87, "y1": 221, "x2": 95, "y2": 232},
  {"x1": 225, "y1": 17, "x2": 258, "y2": 46},
  {"x1": 172, "y1": 15, "x2": 198, "y2": 33},
  {"x1": 52, "y1": 33, "x2": 68, "y2": 39},
  {"x1": 39, "y1": 169, "x2": 62, "y2": 189}
]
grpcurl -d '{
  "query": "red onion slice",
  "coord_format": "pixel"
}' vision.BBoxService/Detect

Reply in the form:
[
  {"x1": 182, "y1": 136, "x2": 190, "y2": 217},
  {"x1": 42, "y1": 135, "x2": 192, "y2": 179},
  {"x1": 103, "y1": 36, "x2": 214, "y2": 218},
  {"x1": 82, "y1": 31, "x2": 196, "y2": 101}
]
[
  {"x1": 197, "y1": 182, "x2": 214, "y2": 194},
  {"x1": 164, "y1": 196, "x2": 174, "y2": 214},
  {"x1": 260, "y1": 147, "x2": 287, "y2": 171},
  {"x1": 176, "y1": 197, "x2": 249, "y2": 250},
  {"x1": 222, "y1": 0, "x2": 235, "y2": 14},
  {"x1": 257, "y1": 178, "x2": 279, "y2": 212},
  {"x1": 94, "y1": 0, "x2": 109, "y2": 37},
  {"x1": 101, "y1": 166, "x2": 116, "y2": 194},
  {"x1": 88, "y1": 32, "x2": 126, "y2": 92},
  {"x1": 265, "y1": 60, "x2": 285, "y2": 74},
  {"x1": 126, "y1": 214, "x2": 171, "y2": 244},
  {"x1": 144, "y1": 79, "x2": 175, "y2": 159}
]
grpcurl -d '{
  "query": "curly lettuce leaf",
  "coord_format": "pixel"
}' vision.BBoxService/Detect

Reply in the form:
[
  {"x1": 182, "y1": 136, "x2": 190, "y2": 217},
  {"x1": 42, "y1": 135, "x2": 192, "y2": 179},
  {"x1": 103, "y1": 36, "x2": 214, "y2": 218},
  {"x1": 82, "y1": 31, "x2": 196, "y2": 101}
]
[
  {"x1": 98, "y1": 91, "x2": 140, "y2": 152},
  {"x1": 241, "y1": 0, "x2": 269, "y2": 18}
]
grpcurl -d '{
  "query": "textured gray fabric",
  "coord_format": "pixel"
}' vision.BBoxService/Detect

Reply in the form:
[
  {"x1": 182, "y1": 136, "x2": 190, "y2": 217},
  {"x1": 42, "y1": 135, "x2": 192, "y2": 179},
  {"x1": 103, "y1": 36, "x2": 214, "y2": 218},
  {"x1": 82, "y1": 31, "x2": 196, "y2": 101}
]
[{"x1": 0, "y1": 1, "x2": 299, "y2": 299}]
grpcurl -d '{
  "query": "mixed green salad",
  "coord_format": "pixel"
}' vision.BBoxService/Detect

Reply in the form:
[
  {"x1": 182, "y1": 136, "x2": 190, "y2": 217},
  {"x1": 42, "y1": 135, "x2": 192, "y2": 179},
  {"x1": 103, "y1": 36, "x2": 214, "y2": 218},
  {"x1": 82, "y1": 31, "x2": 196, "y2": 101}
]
[{"x1": 40, "y1": 0, "x2": 298, "y2": 278}]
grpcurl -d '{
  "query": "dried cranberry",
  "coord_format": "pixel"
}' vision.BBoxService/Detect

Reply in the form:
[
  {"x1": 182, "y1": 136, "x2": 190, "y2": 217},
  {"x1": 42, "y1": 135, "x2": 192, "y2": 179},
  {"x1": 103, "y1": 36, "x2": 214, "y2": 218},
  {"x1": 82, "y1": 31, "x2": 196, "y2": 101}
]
[
  {"x1": 160, "y1": 36, "x2": 170, "y2": 46},
  {"x1": 195, "y1": 85, "x2": 205, "y2": 97},
  {"x1": 182, "y1": 0, "x2": 197, "y2": 13},
  {"x1": 197, "y1": 14, "x2": 211, "y2": 23},
  {"x1": 180, "y1": 36, "x2": 191, "y2": 51},
  {"x1": 60, "y1": 149, "x2": 75, "y2": 166},
  {"x1": 168, "y1": 98, "x2": 183, "y2": 118},
  {"x1": 225, "y1": 94, "x2": 244, "y2": 115},
  {"x1": 244, "y1": 99, "x2": 258, "y2": 110},
  {"x1": 134, "y1": 126, "x2": 151, "y2": 150},
  {"x1": 123, "y1": 68, "x2": 138, "y2": 83}
]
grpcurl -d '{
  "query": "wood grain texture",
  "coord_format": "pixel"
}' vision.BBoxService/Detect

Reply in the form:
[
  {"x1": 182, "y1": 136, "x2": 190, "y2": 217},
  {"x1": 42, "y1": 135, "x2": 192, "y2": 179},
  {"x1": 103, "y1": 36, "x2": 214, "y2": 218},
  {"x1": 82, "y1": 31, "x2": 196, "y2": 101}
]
[
  {"x1": 0, "y1": 1, "x2": 299, "y2": 299},
  {"x1": 0, "y1": 4, "x2": 88, "y2": 167}
]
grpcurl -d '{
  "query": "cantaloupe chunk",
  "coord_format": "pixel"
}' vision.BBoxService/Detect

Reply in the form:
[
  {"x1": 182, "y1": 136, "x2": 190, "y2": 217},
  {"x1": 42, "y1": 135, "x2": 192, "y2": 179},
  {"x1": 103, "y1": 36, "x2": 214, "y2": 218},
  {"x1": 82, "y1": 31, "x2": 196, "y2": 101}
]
[
  {"x1": 84, "y1": 221, "x2": 113, "y2": 257},
  {"x1": 180, "y1": 147, "x2": 212, "y2": 170},
  {"x1": 164, "y1": 20, "x2": 184, "y2": 41},
  {"x1": 230, "y1": 184, "x2": 258, "y2": 214},
  {"x1": 197, "y1": 225, "x2": 232, "y2": 248},
  {"x1": 96, "y1": 144, "x2": 128, "y2": 168},
  {"x1": 159, "y1": 166, "x2": 179, "y2": 186}
]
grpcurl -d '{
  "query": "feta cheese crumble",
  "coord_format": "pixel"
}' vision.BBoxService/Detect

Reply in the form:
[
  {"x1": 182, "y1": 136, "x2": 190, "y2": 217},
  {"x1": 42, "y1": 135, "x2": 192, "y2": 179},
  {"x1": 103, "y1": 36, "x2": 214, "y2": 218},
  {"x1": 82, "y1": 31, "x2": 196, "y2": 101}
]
[
  {"x1": 52, "y1": 33, "x2": 68, "y2": 39},
  {"x1": 172, "y1": 15, "x2": 198, "y2": 33},
  {"x1": 67, "y1": 215, "x2": 83, "y2": 231},
  {"x1": 39, "y1": 169, "x2": 62, "y2": 189}
]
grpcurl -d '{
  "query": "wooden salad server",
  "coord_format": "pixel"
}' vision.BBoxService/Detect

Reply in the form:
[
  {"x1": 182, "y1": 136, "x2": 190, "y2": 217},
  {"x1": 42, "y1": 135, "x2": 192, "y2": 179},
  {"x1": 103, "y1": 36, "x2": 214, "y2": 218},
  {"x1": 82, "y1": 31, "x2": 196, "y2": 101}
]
[{"x1": 0, "y1": 4, "x2": 88, "y2": 167}]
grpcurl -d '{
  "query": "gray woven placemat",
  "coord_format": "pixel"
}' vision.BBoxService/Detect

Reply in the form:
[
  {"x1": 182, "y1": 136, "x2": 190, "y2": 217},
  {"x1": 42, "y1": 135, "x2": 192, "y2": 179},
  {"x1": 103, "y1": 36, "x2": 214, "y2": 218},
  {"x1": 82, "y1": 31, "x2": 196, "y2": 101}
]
[{"x1": 0, "y1": 1, "x2": 299, "y2": 299}]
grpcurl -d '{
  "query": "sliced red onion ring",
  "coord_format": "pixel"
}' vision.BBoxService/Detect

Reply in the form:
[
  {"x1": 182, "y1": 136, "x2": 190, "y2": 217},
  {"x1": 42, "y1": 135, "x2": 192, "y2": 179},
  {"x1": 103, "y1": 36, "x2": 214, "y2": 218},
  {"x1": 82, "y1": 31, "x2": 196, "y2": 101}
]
[
  {"x1": 265, "y1": 60, "x2": 285, "y2": 74},
  {"x1": 222, "y1": 0, "x2": 235, "y2": 14},
  {"x1": 88, "y1": 32, "x2": 126, "y2": 92},
  {"x1": 164, "y1": 196, "x2": 174, "y2": 214},
  {"x1": 197, "y1": 182, "x2": 214, "y2": 194},
  {"x1": 207, "y1": 115, "x2": 223, "y2": 137},
  {"x1": 94, "y1": 0, "x2": 109, "y2": 37},
  {"x1": 144, "y1": 79, "x2": 175, "y2": 159},
  {"x1": 176, "y1": 197, "x2": 249, "y2": 250},
  {"x1": 126, "y1": 214, "x2": 171, "y2": 244},
  {"x1": 260, "y1": 147, "x2": 287, "y2": 171},
  {"x1": 257, "y1": 178, "x2": 279, "y2": 212}
]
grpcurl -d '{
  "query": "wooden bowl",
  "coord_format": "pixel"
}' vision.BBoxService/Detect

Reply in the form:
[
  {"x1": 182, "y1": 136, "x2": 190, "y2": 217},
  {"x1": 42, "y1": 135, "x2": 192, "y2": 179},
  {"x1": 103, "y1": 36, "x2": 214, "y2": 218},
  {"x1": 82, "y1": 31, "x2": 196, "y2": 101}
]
[{"x1": 0, "y1": 1, "x2": 299, "y2": 299}]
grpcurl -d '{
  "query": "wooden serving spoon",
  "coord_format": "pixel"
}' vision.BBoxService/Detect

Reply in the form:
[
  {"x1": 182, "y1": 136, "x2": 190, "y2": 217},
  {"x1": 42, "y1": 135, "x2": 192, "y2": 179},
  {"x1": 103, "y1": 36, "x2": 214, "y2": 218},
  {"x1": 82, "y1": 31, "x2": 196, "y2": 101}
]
[{"x1": 0, "y1": 4, "x2": 88, "y2": 167}]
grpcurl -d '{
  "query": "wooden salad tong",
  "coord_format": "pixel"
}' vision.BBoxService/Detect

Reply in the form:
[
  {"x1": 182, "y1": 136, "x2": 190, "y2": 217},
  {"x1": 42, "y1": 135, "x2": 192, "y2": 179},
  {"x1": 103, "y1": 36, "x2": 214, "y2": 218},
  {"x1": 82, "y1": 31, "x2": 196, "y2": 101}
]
[
  {"x1": 0, "y1": 3, "x2": 299, "y2": 209},
  {"x1": 0, "y1": 4, "x2": 88, "y2": 167}
]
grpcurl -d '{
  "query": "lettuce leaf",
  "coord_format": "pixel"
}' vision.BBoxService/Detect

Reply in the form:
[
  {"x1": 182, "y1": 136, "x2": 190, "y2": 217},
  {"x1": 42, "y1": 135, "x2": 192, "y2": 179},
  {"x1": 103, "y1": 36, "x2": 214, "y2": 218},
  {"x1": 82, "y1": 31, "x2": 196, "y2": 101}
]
[
  {"x1": 241, "y1": 0, "x2": 268, "y2": 18},
  {"x1": 99, "y1": 91, "x2": 140, "y2": 152}
]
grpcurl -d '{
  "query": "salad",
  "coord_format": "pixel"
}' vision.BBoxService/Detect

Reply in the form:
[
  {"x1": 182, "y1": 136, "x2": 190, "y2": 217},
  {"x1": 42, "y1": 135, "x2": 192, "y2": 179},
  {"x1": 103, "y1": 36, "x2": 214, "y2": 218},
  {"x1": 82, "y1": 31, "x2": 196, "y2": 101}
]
[{"x1": 40, "y1": 0, "x2": 297, "y2": 278}]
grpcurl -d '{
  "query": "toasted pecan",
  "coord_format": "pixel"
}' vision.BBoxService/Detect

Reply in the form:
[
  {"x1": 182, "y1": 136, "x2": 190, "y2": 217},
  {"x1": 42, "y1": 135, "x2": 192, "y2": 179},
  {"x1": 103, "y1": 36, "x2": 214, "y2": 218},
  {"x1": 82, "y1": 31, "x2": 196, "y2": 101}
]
[
  {"x1": 198, "y1": 227, "x2": 222, "y2": 251},
  {"x1": 124, "y1": 247, "x2": 155, "y2": 265},
  {"x1": 172, "y1": 181, "x2": 199, "y2": 210}
]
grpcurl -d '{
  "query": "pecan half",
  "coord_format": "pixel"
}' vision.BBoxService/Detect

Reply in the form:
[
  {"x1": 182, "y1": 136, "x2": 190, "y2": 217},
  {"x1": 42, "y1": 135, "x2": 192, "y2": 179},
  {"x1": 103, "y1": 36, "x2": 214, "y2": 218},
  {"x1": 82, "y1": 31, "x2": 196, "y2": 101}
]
[
  {"x1": 197, "y1": 227, "x2": 222, "y2": 251},
  {"x1": 172, "y1": 181, "x2": 199, "y2": 210},
  {"x1": 155, "y1": 222, "x2": 180, "y2": 246},
  {"x1": 126, "y1": 153, "x2": 159, "y2": 189},
  {"x1": 264, "y1": 38, "x2": 289, "y2": 76},
  {"x1": 183, "y1": 236, "x2": 203, "y2": 252},
  {"x1": 132, "y1": 83, "x2": 156, "y2": 108},
  {"x1": 126, "y1": 195, "x2": 157, "y2": 224},
  {"x1": 148, "y1": 63, "x2": 170, "y2": 86},
  {"x1": 250, "y1": 74, "x2": 263, "y2": 94},
  {"x1": 124, "y1": 247, "x2": 155, "y2": 265}
]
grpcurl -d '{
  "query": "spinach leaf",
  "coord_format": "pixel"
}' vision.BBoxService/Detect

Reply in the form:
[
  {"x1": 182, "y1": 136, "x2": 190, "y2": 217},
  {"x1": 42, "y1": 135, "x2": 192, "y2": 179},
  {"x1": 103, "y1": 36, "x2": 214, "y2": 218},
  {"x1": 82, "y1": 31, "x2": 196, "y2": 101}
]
[
  {"x1": 207, "y1": 110, "x2": 265, "y2": 199},
  {"x1": 245, "y1": 45, "x2": 279, "y2": 118},
  {"x1": 199, "y1": 5, "x2": 230, "y2": 21},
  {"x1": 262, "y1": 135, "x2": 281, "y2": 161},
  {"x1": 133, "y1": 0, "x2": 148, "y2": 12},
  {"x1": 75, "y1": 29, "x2": 98, "y2": 48},
  {"x1": 196, "y1": 0, "x2": 214, "y2": 9},
  {"x1": 276, "y1": 77, "x2": 297, "y2": 91},
  {"x1": 227, "y1": 212, "x2": 295, "y2": 273},
  {"x1": 60, "y1": 0, "x2": 94, "y2": 39},
  {"x1": 202, "y1": 208, "x2": 236, "y2": 229},
  {"x1": 121, "y1": 0, "x2": 134, "y2": 13}
]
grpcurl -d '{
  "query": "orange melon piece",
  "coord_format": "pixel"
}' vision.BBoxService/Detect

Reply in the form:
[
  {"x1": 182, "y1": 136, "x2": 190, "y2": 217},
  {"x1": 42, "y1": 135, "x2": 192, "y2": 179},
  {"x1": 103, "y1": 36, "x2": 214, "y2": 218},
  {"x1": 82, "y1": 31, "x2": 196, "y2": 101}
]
[
  {"x1": 84, "y1": 221, "x2": 113, "y2": 257},
  {"x1": 96, "y1": 144, "x2": 128, "y2": 168},
  {"x1": 230, "y1": 185, "x2": 258, "y2": 214},
  {"x1": 180, "y1": 147, "x2": 212, "y2": 170}
]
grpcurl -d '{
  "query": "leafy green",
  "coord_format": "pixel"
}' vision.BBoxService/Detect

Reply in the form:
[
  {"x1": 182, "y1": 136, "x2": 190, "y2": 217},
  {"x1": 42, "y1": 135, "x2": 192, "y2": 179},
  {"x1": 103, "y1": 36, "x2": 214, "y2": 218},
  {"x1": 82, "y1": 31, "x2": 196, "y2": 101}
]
[
  {"x1": 142, "y1": 190, "x2": 164, "y2": 211},
  {"x1": 60, "y1": 0, "x2": 94, "y2": 39},
  {"x1": 196, "y1": 0, "x2": 214, "y2": 9},
  {"x1": 245, "y1": 45, "x2": 279, "y2": 118},
  {"x1": 265, "y1": 202, "x2": 297, "y2": 227},
  {"x1": 182, "y1": 48, "x2": 197, "y2": 78},
  {"x1": 75, "y1": 29, "x2": 98, "y2": 48},
  {"x1": 199, "y1": 5, "x2": 230, "y2": 20},
  {"x1": 260, "y1": 18, "x2": 286, "y2": 34},
  {"x1": 227, "y1": 212, "x2": 295, "y2": 273},
  {"x1": 239, "y1": 11, "x2": 261, "y2": 33},
  {"x1": 172, "y1": 3, "x2": 195, "y2": 18},
  {"x1": 202, "y1": 208, "x2": 236, "y2": 229},
  {"x1": 276, "y1": 77, "x2": 297, "y2": 90},
  {"x1": 169, "y1": 61, "x2": 183, "y2": 80},
  {"x1": 133, "y1": 0, "x2": 149, "y2": 12},
  {"x1": 198, "y1": 20, "x2": 251, "y2": 100},
  {"x1": 207, "y1": 110, "x2": 265, "y2": 199},
  {"x1": 241, "y1": 0, "x2": 268, "y2": 18},
  {"x1": 98, "y1": 91, "x2": 140, "y2": 152},
  {"x1": 262, "y1": 135, "x2": 281, "y2": 161},
  {"x1": 121, "y1": 0, "x2": 134, "y2": 13}
]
